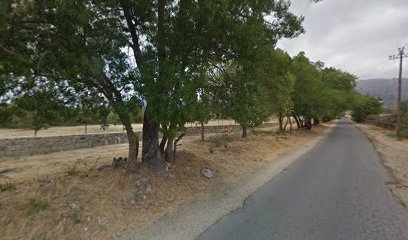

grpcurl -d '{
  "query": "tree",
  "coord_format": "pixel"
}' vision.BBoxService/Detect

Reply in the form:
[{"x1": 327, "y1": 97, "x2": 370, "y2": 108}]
[
  {"x1": 292, "y1": 52, "x2": 324, "y2": 129},
  {"x1": 1, "y1": 0, "x2": 304, "y2": 174},
  {"x1": 0, "y1": 0, "x2": 141, "y2": 171},
  {"x1": 351, "y1": 95, "x2": 382, "y2": 123},
  {"x1": 211, "y1": 63, "x2": 270, "y2": 138},
  {"x1": 193, "y1": 87, "x2": 212, "y2": 141},
  {"x1": 261, "y1": 48, "x2": 295, "y2": 133},
  {"x1": 14, "y1": 92, "x2": 63, "y2": 136}
]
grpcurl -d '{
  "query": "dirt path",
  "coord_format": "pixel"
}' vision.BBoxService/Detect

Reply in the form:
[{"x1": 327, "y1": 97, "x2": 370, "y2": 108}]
[{"x1": 356, "y1": 124, "x2": 408, "y2": 207}]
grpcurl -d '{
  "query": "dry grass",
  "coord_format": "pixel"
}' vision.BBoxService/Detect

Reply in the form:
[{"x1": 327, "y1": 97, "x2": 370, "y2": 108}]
[
  {"x1": 0, "y1": 125, "x2": 325, "y2": 240},
  {"x1": 0, "y1": 120, "x2": 240, "y2": 138}
]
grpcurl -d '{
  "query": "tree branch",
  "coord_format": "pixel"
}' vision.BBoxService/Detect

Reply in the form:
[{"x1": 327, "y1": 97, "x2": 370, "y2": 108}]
[
  {"x1": 0, "y1": 43, "x2": 24, "y2": 59},
  {"x1": 119, "y1": 0, "x2": 144, "y2": 68}
]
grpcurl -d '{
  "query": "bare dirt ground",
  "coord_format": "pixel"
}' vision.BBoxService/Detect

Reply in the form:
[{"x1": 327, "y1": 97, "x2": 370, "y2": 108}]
[
  {"x1": 357, "y1": 124, "x2": 408, "y2": 207},
  {"x1": 0, "y1": 125, "x2": 326, "y2": 240},
  {"x1": 0, "y1": 120, "x2": 239, "y2": 138}
]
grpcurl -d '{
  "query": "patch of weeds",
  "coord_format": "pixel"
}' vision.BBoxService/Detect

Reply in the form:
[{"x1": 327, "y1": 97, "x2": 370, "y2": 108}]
[
  {"x1": 0, "y1": 181, "x2": 16, "y2": 192},
  {"x1": 387, "y1": 129, "x2": 408, "y2": 140},
  {"x1": 26, "y1": 198, "x2": 48, "y2": 216},
  {"x1": 66, "y1": 165, "x2": 79, "y2": 176},
  {"x1": 3, "y1": 214, "x2": 13, "y2": 226},
  {"x1": 251, "y1": 129, "x2": 260, "y2": 136},
  {"x1": 35, "y1": 175, "x2": 52, "y2": 186},
  {"x1": 209, "y1": 147, "x2": 214, "y2": 154},
  {"x1": 208, "y1": 135, "x2": 231, "y2": 148},
  {"x1": 31, "y1": 235, "x2": 49, "y2": 240},
  {"x1": 398, "y1": 129, "x2": 408, "y2": 139},
  {"x1": 72, "y1": 210, "x2": 81, "y2": 224}
]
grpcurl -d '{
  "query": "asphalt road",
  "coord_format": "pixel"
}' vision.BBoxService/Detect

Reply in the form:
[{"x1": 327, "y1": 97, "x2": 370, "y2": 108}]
[{"x1": 197, "y1": 120, "x2": 408, "y2": 240}]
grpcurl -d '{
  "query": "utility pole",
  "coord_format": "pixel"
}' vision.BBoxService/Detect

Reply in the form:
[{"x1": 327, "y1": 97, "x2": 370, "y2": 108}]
[{"x1": 389, "y1": 47, "x2": 408, "y2": 138}]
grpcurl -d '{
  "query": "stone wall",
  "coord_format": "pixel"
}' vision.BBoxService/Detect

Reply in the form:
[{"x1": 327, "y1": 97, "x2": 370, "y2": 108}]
[
  {"x1": 183, "y1": 122, "x2": 274, "y2": 136},
  {"x1": 0, "y1": 132, "x2": 129, "y2": 157},
  {"x1": 0, "y1": 123, "x2": 275, "y2": 157}
]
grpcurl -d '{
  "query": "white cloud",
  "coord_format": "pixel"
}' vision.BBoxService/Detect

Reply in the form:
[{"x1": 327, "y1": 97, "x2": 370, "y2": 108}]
[{"x1": 277, "y1": 0, "x2": 408, "y2": 79}]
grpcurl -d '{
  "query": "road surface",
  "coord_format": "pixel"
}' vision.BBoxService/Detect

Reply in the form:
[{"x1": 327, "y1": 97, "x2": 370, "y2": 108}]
[{"x1": 197, "y1": 120, "x2": 408, "y2": 240}]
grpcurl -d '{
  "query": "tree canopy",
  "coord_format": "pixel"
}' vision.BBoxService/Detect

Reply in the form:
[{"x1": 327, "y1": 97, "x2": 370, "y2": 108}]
[{"x1": 0, "y1": 0, "x2": 381, "y2": 174}]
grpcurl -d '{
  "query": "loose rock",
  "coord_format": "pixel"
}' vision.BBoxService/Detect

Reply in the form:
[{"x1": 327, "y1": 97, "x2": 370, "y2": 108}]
[{"x1": 201, "y1": 168, "x2": 214, "y2": 179}]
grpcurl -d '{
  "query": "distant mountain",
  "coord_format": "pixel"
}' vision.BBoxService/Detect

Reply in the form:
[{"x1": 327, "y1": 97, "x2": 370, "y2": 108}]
[{"x1": 356, "y1": 78, "x2": 408, "y2": 107}]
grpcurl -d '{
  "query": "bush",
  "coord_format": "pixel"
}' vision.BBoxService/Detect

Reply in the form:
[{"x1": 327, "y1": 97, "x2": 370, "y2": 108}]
[
  {"x1": 352, "y1": 96, "x2": 382, "y2": 123},
  {"x1": 208, "y1": 135, "x2": 230, "y2": 148},
  {"x1": 398, "y1": 128, "x2": 408, "y2": 139}
]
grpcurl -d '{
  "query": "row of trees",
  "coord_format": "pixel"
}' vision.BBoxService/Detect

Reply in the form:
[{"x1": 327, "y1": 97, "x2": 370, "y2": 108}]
[
  {"x1": 0, "y1": 97, "x2": 143, "y2": 136},
  {"x1": 0, "y1": 0, "x2": 381, "y2": 174},
  {"x1": 205, "y1": 50, "x2": 360, "y2": 136}
]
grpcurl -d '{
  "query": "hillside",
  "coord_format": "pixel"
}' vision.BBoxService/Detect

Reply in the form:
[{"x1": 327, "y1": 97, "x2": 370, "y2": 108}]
[{"x1": 356, "y1": 78, "x2": 408, "y2": 107}]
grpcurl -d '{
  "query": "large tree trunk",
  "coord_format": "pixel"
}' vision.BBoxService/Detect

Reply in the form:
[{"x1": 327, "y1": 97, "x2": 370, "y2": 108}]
[
  {"x1": 299, "y1": 116, "x2": 304, "y2": 128},
  {"x1": 173, "y1": 133, "x2": 185, "y2": 160},
  {"x1": 241, "y1": 124, "x2": 247, "y2": 138},
  {"x1": 283, "y1": 116, "x2": 289, "y2": 133},
  {"x1": 165, "y1": 133, "x2": 185, "y2": 164},
  {"x1": 142, "y1": 110, "x2": 165, "y2": 175},
  {"x1": 165, "y1": 138, "x2": 175, "y2": 163},
  {"x1": 200, "y1": 121, "x2": 205, "y2": 141},
  {"x1": 278, "y1": 112, "x2": 284, "y2": 133},
  {"x1": 159, "y1": 136, "x2": 167, "y2": 154},
  {"x1": 304, "y1": 117, "x2": 312, "y2": 130},
  {"x1": 159, "y1": 123, "x2": 168, "y2": 154},
  {"x1": 124, "y1": 124, "x2": 138, "y2": 173},
  {"x1": 293, "y1": 114, "x2": 300, "y2": 129},
  {"x1": 288, "y1": 115, "x2": 293, "y2": 132},
  {"x1": 110, "y1": 98, "x2": 139, "y2": 173}
]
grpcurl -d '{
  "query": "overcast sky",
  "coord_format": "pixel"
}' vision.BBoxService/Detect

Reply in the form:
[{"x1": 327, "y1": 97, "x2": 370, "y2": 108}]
[{"x1": 277, "y1": 0, "x2": 408, "y2": 80}]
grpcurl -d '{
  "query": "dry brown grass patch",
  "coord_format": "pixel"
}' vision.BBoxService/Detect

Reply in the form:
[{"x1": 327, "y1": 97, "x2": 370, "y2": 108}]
[{"x1": 0, "y1": 126, "x2": 326, "y2": 239}]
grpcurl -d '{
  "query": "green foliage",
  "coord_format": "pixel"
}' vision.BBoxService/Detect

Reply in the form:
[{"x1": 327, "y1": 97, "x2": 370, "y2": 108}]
[
  {"x1": 210, "y1": 63, "x2": 269, "y2": 131},
  {"x1": 398, "y1": 128, "x2": 408, "y2": 139},
  {"x1": 66, "y1": 165, "x2": 79, "y2": 176},
  {"x1": 25, "y1": 198, "x2": 48, "y2": 216},
  {"x1": 71, "y1": 210, "x2": 81, "y2": 224},
  {"x1": 351, "y1": 95, "x2": 383, "y2": 123},
  {"x1": 292, "y1": 52, "x2": 326, "y2": 119},
  {"x1": 107, "y1": 112, "x2": 120, "y2": 125},
  {"x1": 401, "y1": 100, "x2": 408, "y2": 113},
  {"x1": 1, "y1": 0, "x2": 304, "y2": 138},
  {"x1": 0, "y1": 0, "x2": 367, "y2": 169},
  {"x1": 262, "y1": 48, "x2": 295, "y2": 121},
  {"x1": 288, "y1": 52, "x2": 360, "y2": 126}
]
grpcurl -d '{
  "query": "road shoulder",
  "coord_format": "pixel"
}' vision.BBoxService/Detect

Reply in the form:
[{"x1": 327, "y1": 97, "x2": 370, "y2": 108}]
[
  {"x1": 356, "y1": 124, "x2": 408, "y2": 208},
  {"x1": 122, "y1": 124, "x2": 334, "y2": 240}
]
